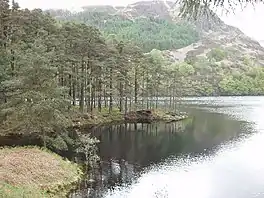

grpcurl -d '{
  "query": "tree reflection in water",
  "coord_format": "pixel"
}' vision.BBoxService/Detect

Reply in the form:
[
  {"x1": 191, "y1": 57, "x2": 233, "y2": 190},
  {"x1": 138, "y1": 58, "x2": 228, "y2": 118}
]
[{"x1": 70, "y1": 108, "x2": 251, "y2": 198}]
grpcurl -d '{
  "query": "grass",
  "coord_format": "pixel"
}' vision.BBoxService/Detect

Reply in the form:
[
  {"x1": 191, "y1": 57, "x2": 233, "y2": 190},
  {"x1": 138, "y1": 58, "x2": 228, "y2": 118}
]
[
  {"x1": 72, "y1": 107, "x2": 124, "y2": 127},
  {"x1": 0, "y1": 147, "x2": 83, "y2": 198}
]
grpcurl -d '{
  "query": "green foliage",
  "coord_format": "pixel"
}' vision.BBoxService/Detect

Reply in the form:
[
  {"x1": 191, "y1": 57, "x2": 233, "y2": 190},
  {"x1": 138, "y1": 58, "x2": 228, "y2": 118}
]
[
  {"x1": 167, "y1": 54, "x2": 264, "y2": 96},
  {"x1": 50, "y1": 10, "x2": 200, "y2": 52},
  {"x1": 206, "y1": 47, "x2": 227, "y2": 62},
  {"x1": 178, "y1": 62, "x2": 195, "y2": 76},
  {"x1": 76, "y1": 133, "x2": 100, "y2": 167},
  {"x1": 46, "y1": 135, "x2": 68, "y2": 152}
]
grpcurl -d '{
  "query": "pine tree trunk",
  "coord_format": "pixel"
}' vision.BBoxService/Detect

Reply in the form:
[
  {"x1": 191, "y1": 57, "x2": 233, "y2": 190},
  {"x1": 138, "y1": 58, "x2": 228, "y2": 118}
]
[
  {"x1": 80, "y1": 59, "x2": 85, "y2": 112},
  {"x1": 173, "y1": 88, "x2": 176, "y2": 111},
  {"x1": 134, "y1": 66, "x2": 138, "y2": 110},
  {"x1": 72, "y1": 64, "x2": 76, "y2": 106},
  {"x1": 98, "y1": 78, "x2": 102, "y2": 112},
  {"x1": 119, "y1": 82, "x2": 123, "y2": 112},
  {"x1": 93, "y1": 84, "x2": 96, "y2": 110},
  {"x1": 109, "y1": 67, "x2": 113, "y2": 113},
  {"x1": 142, "y1": 71, "x2": 145, "y2": 109},
  {"x1": 129, "y1": 96, "x2": 132, "y2": 112},
  {"x1": 103, "y1": 85, "x2": 107, "y2": 108},
  {"x1": 125, "y1": 96, "x2": 128, "y2": 114},
  {"x1": 90, "y1": 81, "x2": 94, "y2": 112},
  {"x1": 87, "y1": 61, "x2": 91, "y2": 112},
  {"x1": 169, "y1": 89, "x2": 172, "y2": 109},
  {"x1": 124, "y1": 79, "x2": 128, "y2": 114},
  {"x1": 69, "y1": 74, "x2": 72, "y2": 97}
]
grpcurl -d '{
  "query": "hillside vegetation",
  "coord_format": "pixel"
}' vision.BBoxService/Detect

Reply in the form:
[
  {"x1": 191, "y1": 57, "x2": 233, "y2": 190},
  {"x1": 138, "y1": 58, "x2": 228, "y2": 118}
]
[
  {"x1": 163, "y1": 48, "x2": 264, "y2": 96},
  {"x1": 48, "y1": 6, "x2": 200, "y2": 52}
]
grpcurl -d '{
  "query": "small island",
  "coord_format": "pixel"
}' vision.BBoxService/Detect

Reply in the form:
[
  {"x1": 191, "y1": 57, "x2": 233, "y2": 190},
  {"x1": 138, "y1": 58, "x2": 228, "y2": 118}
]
[{"x1": 72, "y1": 108, "x2": 188, "y2": 128}]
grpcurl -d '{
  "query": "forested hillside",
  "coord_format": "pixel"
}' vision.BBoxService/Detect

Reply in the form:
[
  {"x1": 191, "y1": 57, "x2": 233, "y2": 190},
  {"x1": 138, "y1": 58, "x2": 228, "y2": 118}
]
[{"x1": 47, "y1": 3, "x2": 200, "y2": 52}]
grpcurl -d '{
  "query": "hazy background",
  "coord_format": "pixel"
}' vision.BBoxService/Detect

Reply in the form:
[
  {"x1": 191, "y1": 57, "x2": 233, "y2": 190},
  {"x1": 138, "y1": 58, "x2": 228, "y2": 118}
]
[{"x1": 16, "y1": 0, "x2": 264, "y2": 46}]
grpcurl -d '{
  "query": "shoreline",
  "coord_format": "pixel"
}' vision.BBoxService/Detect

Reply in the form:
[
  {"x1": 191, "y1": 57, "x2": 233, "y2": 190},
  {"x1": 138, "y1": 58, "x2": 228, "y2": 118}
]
[
  {"x1": 0, "y1": 109, "x2": 188, "y2": 197},
  {"x1": 72, "y1": 109, "x2": 188, "y2": 130},
  {"x1": 0, "y1": 109, "x2": 188, "y2": 155}
]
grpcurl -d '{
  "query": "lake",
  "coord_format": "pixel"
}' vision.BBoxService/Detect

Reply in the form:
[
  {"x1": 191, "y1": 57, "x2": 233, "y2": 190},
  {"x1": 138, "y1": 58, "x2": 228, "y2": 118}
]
[{"x1": 70, "y1": 96, "x2": 264, "y2": 198}]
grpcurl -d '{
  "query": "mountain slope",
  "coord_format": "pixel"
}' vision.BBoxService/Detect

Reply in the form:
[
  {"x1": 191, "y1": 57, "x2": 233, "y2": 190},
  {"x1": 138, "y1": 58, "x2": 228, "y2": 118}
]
[
  {"x1": 48, "y1": 1, "x2": 264, "y2": 57},
  {"x1": 47, "y1": 1, "x2": 200, "y2": 52}
]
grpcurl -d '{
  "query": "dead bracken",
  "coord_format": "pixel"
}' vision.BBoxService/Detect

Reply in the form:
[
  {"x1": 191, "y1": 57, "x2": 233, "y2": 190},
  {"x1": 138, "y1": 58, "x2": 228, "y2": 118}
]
[{"x1": 0, "y1": 147, "x2": 82, "y2": 197}]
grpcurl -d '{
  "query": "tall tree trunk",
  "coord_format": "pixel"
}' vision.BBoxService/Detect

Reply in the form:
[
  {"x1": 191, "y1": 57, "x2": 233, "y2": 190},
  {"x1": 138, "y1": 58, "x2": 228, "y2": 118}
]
[
  {"x1": 98, "y1": 78, "x2": 102, "y2": 112},
  {"x1": 86, "y1": 61, "x2": 91, "y2": 112},
  {"x1": 93, "y1": 84, "x2": 96, "y2": 110},
  {"x1": 172, "y1": 88, "x2": 176, "y2": 111},
  {"x1": 103, "y1": 84, "x2": 107, "y2": 108},
  {"x1": 141, "y1": 71, "x2": 144, "y2": 109},
  {"x1": 90, "y1": 80, "x2": 94, "y2": 112},
  {"x1": 125, "y1": 96, "x2": 128, "y2": 114},
  {"x1": 134, "y1": 66, "x2": 138, "y2": 110},
  {"x1": 124, "y1": 79, "x2": 128, "y2": 114},
  {"x1": 69, "y1": 74, "x2": 72, "y2": 97},
  {"x1": 76, "y1": 62, "x2": 80, "y2": 106},
  {"x1": 109, "y1": 67, "x2": 113, "y2": 113},
  {"x1": 72, "y1": 64, "x2": 76, "y2": 106},
  {"x1": 169, "y1": 88, "x2": 172, "y2": 109},
  {"x1": 80, "y1": 59, "x2": 85, "y2": 112},
  {"x1": 119, "y1": 81, "x2": 123, "y2": 112}
]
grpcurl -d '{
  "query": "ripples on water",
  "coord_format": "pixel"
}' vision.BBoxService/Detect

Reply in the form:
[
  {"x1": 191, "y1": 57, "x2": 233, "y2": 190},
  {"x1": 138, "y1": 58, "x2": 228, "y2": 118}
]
[{"x1": 72, "y1": 96, "x2": 264, "y2": 198}]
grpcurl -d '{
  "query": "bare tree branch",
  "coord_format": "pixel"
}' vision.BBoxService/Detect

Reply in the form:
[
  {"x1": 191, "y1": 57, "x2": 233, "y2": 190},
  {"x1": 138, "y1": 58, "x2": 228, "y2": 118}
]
[{"x1": 176, "y1": 0, "x2": 263, "y2": 18}]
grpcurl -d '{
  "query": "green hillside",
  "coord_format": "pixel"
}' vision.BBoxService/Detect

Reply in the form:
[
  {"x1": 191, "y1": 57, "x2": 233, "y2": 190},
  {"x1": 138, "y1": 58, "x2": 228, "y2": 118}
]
[{"x1": 49, "y1": 9, "x2": 200, "y2": 52}]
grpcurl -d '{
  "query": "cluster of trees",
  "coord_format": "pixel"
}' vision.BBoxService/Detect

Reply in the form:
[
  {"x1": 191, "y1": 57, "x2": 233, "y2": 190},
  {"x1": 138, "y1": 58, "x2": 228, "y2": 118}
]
[
  {"x1": 48, "y1": 9, "x2": 200, "y2": 52},
  {"x1": 0, "y1": 1, "x2": 184, "y2": 140},
  {"x1": 165, "y1": 47, "x2": 264, "y2": 96}
]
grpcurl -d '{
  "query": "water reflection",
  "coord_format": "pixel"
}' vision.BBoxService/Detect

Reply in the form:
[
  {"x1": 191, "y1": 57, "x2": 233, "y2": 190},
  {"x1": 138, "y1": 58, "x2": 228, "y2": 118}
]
[{"x1": 70, "y1": 104, "x2": 252, "y2": 198}]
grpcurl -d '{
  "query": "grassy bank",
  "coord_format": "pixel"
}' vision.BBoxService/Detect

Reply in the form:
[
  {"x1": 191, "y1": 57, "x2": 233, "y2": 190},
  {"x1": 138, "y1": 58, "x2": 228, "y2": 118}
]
[{"x1": 0, "y1": 147, "x2": 82, "y2": 198}]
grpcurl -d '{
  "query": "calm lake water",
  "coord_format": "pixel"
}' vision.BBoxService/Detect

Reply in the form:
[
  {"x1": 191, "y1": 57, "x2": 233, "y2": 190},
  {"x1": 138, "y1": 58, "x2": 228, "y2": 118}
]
[{"x1": 70, "y1": 96, "x2": 264, "y2": 198}]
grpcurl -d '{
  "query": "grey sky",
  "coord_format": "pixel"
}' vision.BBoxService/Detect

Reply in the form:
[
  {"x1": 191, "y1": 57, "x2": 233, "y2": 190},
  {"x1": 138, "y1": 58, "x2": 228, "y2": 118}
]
[
  {"x1": 16, "y1": 0, "x2": 264, "y2": 43},
  {"x1": 17, "y1": 0, "x2": 138, "y2": 9},
  {"x1": 219, "y1": 4, "x2": 264, "y2": 41}
]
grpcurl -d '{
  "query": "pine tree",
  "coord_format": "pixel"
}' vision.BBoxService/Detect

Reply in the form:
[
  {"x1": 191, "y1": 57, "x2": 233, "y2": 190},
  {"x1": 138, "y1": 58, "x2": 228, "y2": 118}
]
[{"x1": 1, "y1": 37, "x2": 71, "y2": 146}]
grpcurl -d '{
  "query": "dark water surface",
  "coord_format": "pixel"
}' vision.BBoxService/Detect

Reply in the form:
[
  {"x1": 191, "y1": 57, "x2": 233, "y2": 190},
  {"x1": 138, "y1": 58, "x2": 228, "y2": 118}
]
[{"x1": 70, "y1": 96, "x2": 264, "y2": 198}]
